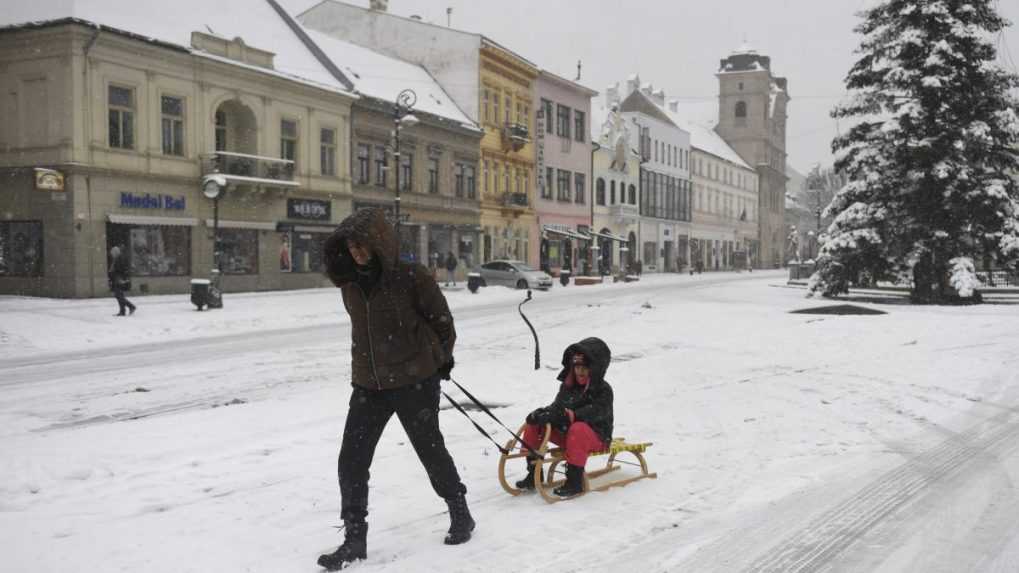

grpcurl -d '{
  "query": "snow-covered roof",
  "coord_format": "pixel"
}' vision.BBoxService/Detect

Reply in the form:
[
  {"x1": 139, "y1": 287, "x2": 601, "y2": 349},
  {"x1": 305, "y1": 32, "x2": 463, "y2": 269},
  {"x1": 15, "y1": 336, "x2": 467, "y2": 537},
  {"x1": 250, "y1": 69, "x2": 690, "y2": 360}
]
[
  {"x1": 0, "y1": 0, "x2": 354, "y2": 96},
  {"x1": 305, "y1": 29, "x2": 476, "y2": 128},
  {"x1": 664, "y1": 105, "x2": 752, "y2": 170}
]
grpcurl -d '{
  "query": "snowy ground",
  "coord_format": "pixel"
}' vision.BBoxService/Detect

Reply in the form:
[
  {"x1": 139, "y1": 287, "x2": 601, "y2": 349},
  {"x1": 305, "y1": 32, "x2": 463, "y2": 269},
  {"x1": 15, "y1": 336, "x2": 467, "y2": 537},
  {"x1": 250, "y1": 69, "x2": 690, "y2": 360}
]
[{"x1": 3, "y1": 271, "x2": 1019, "y2": 572}]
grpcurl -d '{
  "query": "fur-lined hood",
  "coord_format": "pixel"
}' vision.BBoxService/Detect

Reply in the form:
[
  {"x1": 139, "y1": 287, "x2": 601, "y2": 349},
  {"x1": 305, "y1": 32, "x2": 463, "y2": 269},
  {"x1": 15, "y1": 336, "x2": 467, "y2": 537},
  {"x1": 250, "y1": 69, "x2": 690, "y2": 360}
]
[{"x1": 323, "y1": 208, "x2": 399, "y2": 287}]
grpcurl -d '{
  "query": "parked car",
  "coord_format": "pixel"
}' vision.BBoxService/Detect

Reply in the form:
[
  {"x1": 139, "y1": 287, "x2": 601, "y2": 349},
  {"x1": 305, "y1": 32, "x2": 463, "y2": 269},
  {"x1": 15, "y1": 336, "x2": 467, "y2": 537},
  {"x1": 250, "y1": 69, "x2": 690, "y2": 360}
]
[{"x1": 474, "y1": 260, "x2": 553, "y2": 290}]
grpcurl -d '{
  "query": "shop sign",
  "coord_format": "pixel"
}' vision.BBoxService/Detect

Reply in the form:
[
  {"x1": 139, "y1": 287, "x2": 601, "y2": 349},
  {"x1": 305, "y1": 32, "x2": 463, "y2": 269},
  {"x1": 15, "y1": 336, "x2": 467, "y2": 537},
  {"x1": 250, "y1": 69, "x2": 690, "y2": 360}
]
[
  {"x1": 120, "y1": 192, "x2": 185, "y2": 210},
  {"x1": 535, "y1": 109, "x2": 545, "y2": 196},
  {"x1": 287, "y1": 198, "x2": 331, "y2": 221},
  {"x1": 34, "y1": 168, "x2": 64, "y2": 191}
]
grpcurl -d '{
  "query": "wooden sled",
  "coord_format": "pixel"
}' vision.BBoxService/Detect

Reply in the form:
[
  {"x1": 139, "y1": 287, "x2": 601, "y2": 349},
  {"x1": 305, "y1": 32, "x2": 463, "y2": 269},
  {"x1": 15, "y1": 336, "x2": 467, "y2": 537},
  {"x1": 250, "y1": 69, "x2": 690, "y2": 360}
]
[{"x1": 498, "y1": 423, "x2": 657, "y2": 504}]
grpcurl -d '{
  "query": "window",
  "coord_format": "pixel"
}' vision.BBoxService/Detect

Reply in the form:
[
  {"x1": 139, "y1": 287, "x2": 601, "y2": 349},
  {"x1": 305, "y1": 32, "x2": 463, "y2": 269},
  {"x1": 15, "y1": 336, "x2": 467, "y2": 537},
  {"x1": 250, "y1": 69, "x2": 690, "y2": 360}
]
[
  {"x1": 219, "y1": 229, "x2": 259, "y2": 274},
  {"x1": 160, "y1": 95, "x2": 184, "y2": 156},
  {"x1": 429, "y1": 157, "x2": 440, "y2": 194},
  {"x1": 108, "y1": 85, "x2": 135, "y2": 149},
  {"x1": 453, "y1": 163, "x2": 463, "y2": 197},
  {"x1": 356, "y1": 143, "x2": 370, "y2": 184},
  {"x1": 320, "y1": 128, "x2": 336, "y2": 176},
  {"x1": 516, "y1": 101, "x2": 523, "y2": 125},
  {"x1": 596, "y1": 178, "x2": 605, "y2": 205},
  {"x1": 574, "y1": 110, "x2": 585, "y2": 142},
  {"x1": 556, "y1": 104, "x2": 571, "y2": 138},
  {"x1": 0, "y1": 221, "x2": 44, "y2": 277},
  {"x1": 483, "y1": 88, "x2": 490, "y2": 123},
  {"x1": 483, "y1": 160, "x2": 490, "y2": 194},
  {"x1": 543, "y1": 167, "x2": 554, "y2": 199},
  {"x1": 107, "y1": 223, "x2": 190, "y2": 277},
  {"x1": 374, "y1": 145, "x2": 387, "y2": 187},
  {"x1": 543, "y1": 99, "x2": 554, "y2": 134},
  {"x1": 574, "y1": 173, "x2": 585, "y2": 204},
  {"x1": 504, "y1": 95, "x2": 512, "y2": 124},
  {"x1": 629, "y1": 185, "x2": 636, "y2": 205},
  {"x1": 493, "y1": 90, "x2": 500, "y2": 126},
  {"x1": 400, "y1": 152, "x2": 413, "y2": 191},
  {"x1": 286, "y1": 231, "x2": 327, "y2": 273},
  {"x1": 215, "y1": 110, "x2": 227, "y2": 151},
  {"x1": 735, "y1": 101, "x2": 747, "y2": 118},
  {"x1": 610, "y1": 180, "x2": 616, "y2": 204},
  {"x1": 281, "y1": 119, "x2": 298, "y2": 163},
  {"x1": 515, "y1": 168, "x2": 522, "y2": 194},
  {"x1": 523, "y1": 105, "x2": 530, "y2": 131},
  {"x1": 503, "y1": 164, "x2": 510, "y2": 194},
  {"x1": 465, "y1": 165, "x2": 476, "y2": 199},
  {"x1": 556, "y1": 169, "x2": 571, "y2": 201}
]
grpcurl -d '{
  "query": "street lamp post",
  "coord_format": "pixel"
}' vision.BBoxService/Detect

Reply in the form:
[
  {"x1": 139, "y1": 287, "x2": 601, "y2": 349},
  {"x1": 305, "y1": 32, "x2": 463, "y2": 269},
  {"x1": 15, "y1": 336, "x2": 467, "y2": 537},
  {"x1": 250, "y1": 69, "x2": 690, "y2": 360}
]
[
  {"x1": 201, "y1": 174, "x2": 227, "y2": 309},
  {"x1": 392, "y1": 89, "x2": 420, "y2": 247}
]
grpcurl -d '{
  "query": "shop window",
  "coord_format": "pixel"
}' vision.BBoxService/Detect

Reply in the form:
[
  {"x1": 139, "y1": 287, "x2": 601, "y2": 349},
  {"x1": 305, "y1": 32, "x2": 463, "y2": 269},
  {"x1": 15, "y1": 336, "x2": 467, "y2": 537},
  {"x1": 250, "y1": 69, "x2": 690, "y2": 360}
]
[
  {"x1": 320, "y1": 128, "x2": 336, "y2": 176},
  {"x1": 108, "y1": 85, "x2": 135, "y2": 149},
  {"x1": 219, "y1": 229, "x2": 258, "y2": 275},
  {"x1": 107, "y1": 223, "x2": 191, "y2": 277},
  {"x1": 161, "y1": 95, "x2": 184, "y2": 156},
  {"x1": 282, "y1": 231, "x2": 326, "y2": 273},
  {"x1": 0, "y1": 221, "x2": 44, "y2": 277}
]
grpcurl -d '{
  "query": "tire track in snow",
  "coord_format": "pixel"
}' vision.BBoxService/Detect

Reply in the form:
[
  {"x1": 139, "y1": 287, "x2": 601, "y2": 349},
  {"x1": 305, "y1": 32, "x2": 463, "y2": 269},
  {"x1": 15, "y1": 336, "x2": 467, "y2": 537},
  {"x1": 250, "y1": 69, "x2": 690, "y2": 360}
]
[{"x1": 741, "y1": 408, "x2": 1019, "y2": 572}]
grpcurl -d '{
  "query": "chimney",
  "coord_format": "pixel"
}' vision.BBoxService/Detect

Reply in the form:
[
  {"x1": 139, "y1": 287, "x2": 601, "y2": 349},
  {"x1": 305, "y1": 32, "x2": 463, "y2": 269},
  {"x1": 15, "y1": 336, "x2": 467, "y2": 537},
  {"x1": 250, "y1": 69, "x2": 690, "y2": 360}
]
[
  {"x1": 626, "y1": 74, "x2": 639, "y2": 97},
  {"x1": 652, "y1": 89, "x2": 665, "y2": 107},
  {"x1": 369, "y1": 0, "x2": 388, "y2": 11},
  {"x1": 668, "y1": 99, "x2": 679, "y2": 113}
]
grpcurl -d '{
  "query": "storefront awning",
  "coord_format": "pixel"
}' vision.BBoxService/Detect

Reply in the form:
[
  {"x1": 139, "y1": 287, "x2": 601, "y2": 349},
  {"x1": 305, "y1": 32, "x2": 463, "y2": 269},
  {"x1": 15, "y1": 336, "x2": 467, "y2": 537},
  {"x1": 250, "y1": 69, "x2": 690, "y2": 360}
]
[
  {"x1": 589, "y1": 230, "x2": 629, "y2": 243},
  {"x1": 542, "y1": 226, "x2": 591, "y2": 241},
  {"x1": 108, "y1": 214, "x2": 198, "y2": 227},
  {"x1": 204, "y1": 219, "x2": 278, "y2": 231}
]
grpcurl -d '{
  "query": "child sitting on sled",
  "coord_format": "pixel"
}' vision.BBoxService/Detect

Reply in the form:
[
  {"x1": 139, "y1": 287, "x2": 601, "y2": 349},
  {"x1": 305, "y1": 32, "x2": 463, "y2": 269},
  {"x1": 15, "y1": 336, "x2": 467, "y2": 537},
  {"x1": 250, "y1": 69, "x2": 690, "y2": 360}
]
[{"x1": 516, "y1": 337, "x2": 614, "y2": 497}]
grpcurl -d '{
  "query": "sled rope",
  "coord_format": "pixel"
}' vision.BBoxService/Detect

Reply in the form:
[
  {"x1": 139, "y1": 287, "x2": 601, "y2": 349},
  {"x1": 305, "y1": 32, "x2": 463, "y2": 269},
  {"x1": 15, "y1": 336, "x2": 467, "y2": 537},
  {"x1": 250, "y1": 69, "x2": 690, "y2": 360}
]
[
  {"x1": 443, "y1": 376, "x2": 543, "y2": 459},
  {"x1": 518, "y1": 290, "x2": 540, "y2": 370}
]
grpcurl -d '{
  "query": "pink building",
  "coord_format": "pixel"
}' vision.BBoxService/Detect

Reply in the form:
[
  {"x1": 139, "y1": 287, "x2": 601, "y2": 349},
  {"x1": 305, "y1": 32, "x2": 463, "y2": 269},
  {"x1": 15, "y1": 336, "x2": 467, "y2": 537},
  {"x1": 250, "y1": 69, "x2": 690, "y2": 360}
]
[{"x1": 534, "y1": 71, "x2": 598, "y2": 276}]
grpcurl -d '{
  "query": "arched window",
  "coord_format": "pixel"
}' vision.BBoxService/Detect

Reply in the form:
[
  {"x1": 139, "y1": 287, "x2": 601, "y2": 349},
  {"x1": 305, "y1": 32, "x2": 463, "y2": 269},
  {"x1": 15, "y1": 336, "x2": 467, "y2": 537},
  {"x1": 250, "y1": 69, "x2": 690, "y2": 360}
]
[
  {"x1": 735, "y1": 101, "x2": 747, "y2": 118},
  {"x1": 628, "y1": 184, "x2": 636, "y2": 205},
  {"x1": 596, "y1": 178, "x2": 606, "y2": 206},
  {"x1": 610, "y1": 180, "x2": 616, "y2": 204}
]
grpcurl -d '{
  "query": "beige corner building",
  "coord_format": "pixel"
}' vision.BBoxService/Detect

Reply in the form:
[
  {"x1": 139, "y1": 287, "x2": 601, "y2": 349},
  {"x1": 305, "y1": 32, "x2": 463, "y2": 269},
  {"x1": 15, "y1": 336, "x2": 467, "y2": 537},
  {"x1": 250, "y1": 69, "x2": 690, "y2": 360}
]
[{"x1": 0, "y1": 0, "x2": 356, "y2": 298}]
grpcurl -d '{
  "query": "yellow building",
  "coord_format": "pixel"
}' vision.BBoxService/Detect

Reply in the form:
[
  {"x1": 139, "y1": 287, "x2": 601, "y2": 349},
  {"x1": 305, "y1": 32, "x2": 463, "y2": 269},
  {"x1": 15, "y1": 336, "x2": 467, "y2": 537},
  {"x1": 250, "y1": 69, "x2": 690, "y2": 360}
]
[{"x1": 477, "y1": 40, "x2": 538, "y2": 264}]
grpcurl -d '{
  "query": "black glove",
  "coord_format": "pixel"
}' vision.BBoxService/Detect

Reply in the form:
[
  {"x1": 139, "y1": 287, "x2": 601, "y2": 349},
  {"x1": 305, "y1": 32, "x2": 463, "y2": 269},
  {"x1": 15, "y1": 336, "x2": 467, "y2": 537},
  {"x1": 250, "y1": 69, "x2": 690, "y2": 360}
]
[
  {"x1": 547, "y1": 405, "x2": 570, "y2": 431},
  {"x1": 526, "y1": 407, "x2": 550, "y2": 425},
  {"x1": 436, "y1": 357, "x2": 454, "y2": 381}
]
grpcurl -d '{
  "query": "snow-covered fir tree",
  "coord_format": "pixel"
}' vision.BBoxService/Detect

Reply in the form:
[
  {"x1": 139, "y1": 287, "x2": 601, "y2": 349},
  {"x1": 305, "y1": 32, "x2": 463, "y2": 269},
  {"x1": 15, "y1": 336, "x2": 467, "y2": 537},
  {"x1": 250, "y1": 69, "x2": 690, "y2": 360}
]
[{"x1": 809, "y1": 0, "x2": 1019, "y2": 303}]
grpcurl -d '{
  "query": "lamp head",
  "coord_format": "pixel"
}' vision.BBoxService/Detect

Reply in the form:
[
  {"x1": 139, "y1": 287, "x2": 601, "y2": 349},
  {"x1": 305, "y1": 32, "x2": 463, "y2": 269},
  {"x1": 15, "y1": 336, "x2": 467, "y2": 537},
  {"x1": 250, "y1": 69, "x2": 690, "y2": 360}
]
[
  {"x1": 400, "y1": 113, "x2": 420, "y2": 129},
  {"x1": 202, "y1": 174, "x2": 226, "y2": 199}
]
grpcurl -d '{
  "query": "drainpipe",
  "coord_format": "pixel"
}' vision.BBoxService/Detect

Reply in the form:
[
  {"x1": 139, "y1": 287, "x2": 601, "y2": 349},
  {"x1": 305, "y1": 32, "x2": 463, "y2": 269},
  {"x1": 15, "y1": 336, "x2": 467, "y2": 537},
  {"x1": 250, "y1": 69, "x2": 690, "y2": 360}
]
[{"x1": 83, "y1": 25, "x2": 101, "y2": 298}]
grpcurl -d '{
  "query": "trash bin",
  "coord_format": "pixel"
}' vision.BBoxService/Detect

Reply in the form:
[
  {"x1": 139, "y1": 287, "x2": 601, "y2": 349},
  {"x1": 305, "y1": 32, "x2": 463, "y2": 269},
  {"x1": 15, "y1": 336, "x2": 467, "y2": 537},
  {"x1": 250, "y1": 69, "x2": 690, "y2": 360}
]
[
  {"x1": 559, "y1": 269, "x2": 571, "y2": 287},
  {"x1": 467, "y1": 272, "x2": 482, "y2": 294},
  {"x1": 190, "y1": 278, "x2": 211, "y2": 311}
]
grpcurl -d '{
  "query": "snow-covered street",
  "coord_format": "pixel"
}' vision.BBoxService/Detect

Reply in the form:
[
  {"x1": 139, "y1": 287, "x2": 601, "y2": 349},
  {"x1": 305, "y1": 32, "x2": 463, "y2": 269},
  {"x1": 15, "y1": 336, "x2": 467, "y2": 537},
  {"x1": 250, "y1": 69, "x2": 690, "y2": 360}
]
[{"x1": 3, "y1": 271, "x2": 1019, "y2": 572}]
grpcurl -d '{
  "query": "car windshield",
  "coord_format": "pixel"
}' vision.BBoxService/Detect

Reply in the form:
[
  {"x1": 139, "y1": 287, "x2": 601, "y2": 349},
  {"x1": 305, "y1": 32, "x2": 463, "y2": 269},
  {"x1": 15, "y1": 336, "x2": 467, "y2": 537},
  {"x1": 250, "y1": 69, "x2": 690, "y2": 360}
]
[{"x1": 512, "y1": 263, "x2": 537, "y2": 272}]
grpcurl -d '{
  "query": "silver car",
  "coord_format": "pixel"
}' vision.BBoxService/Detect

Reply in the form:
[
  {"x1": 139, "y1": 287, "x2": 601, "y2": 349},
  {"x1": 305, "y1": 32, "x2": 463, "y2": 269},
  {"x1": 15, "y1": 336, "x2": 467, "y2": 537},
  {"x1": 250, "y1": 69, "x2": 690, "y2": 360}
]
[{"x1": 475, "y1": 260, "x2": 553, "y2": 290}]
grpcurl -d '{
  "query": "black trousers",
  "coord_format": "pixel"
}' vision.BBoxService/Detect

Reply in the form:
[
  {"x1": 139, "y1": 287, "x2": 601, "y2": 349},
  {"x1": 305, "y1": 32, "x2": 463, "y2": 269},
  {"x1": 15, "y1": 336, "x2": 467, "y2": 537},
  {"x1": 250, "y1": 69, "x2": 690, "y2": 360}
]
[
  {"x1": 112, "y1": 287, "x2": 135, "y2": 314},
  {"x1": 338, "y1": 377, "x2": 466, "y2": 523}
]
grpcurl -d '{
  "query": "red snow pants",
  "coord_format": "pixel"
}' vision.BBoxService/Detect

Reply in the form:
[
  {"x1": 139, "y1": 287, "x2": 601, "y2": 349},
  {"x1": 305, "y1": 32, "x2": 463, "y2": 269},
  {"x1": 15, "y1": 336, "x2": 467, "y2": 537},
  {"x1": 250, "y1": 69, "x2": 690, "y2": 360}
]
[{"x1": 520, "y1": 421, "x2": 606, "y2": 467}]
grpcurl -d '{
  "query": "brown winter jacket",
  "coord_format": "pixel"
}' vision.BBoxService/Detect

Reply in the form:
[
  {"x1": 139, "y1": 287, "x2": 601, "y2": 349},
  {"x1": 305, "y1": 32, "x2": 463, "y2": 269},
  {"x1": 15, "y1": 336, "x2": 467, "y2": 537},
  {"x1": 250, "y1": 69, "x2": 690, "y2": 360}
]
[{"x1": 323, "y1": 208, "x2": 455, "y2": 390}]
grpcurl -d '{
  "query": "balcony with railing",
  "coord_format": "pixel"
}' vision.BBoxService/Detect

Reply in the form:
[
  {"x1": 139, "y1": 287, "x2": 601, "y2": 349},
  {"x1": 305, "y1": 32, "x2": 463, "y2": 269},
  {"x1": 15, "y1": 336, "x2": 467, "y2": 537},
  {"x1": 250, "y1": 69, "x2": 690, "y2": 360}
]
[
  {"x1": 501, "y1": 122, "x2": 530, "y2": 151},
  {"x1": 501, "y1": 191, "x2": 529, "y2": 211},
  {"x1": 202, "y1": 151, "x2": 299, "y2": 189}
]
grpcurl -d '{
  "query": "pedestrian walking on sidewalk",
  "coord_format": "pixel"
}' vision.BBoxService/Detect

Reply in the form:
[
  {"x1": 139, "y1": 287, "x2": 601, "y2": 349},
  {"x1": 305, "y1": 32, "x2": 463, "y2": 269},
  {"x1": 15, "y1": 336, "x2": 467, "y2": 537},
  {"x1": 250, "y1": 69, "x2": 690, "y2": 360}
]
[
  {"x1": 317, "y1": 208, "x2": 473, "y2": 571},
  {"x1": 107, "y1": 246, "x2": 136, "y2": 317},
  {"x1": 444, "y1": 250, "x2": 458, "y2": 287}
]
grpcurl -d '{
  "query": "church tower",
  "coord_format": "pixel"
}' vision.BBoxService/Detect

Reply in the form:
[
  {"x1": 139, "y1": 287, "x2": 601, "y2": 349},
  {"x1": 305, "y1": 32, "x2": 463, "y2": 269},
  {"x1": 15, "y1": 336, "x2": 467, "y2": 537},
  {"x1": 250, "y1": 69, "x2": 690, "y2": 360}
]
[{"x1": 714, "y1": 45, "x2": 789, "y2": 268}]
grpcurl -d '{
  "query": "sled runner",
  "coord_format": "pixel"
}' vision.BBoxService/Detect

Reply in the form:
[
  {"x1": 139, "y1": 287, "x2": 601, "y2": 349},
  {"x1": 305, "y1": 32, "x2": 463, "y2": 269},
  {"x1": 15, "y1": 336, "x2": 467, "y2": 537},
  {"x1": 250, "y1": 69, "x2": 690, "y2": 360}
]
[{"x1": 498, "y1": 423, "x2": 657, "y2": 503}]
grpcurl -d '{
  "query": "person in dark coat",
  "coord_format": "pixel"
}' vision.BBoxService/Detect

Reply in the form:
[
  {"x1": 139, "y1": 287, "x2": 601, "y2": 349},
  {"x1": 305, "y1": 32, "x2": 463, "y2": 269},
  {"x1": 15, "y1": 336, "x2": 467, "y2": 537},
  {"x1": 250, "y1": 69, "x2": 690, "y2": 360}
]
[
  {"x1": 317, "y1": 208, "x2": 473, "y2": 571},
  {"x1": 107, "y1": 246, "x2": 136, "y2": 316},
  {"x1": 515, "y1": 337, "x2": 614, "y2": 497},
  {"x1": 444, "y1": 250, "x2": 458, "y2": 286}
]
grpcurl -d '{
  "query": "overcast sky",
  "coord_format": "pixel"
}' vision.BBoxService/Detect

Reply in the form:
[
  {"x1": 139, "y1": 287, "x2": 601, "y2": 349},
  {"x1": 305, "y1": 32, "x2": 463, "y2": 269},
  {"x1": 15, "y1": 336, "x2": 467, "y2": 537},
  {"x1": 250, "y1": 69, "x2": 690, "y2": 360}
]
[{"x1": 285, "y1": 0, "x2": 1019, "y2": 174}]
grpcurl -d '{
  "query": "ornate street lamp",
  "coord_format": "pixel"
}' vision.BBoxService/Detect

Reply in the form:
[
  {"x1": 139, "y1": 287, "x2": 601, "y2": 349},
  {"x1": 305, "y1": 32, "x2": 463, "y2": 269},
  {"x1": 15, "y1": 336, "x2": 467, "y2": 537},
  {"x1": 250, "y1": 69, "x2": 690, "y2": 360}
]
[
  {"x1": 392, "y1": 89, "x2": 420, "y2": 241},
  {"x1": 200, "y1": 173, "x2": 227, "y2": 309}
]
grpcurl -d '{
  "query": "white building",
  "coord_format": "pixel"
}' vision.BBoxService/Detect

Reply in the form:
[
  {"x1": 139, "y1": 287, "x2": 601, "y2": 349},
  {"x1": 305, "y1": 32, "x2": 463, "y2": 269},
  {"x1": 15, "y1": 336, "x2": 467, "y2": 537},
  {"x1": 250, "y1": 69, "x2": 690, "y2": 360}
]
[{"x1": 590, "y1": 100, "x2": 640, "y2": 275}]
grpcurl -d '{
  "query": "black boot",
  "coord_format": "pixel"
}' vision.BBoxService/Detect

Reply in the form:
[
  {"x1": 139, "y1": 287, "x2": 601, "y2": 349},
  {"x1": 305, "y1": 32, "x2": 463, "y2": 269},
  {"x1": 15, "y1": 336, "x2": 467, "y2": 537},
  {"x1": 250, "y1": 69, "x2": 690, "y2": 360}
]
[
  {"x1": 514, "y1": 458, "x2": 538, "y2": 490},
  {"x1": 444, "y1": 494, "x2": 475, "y2": 545},
  {"x1": 553, "y1": 464, "x2": 585, "y2": 497},
  {"x1": 317, "y1": 520, "x2": 367, "y2": 571}
]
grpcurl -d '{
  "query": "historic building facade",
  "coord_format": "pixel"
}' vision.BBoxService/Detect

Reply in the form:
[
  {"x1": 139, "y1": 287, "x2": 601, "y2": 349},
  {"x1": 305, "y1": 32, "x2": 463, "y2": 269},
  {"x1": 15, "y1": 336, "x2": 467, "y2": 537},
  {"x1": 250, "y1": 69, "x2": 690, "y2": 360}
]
[
  {"x1": 534, "y1": 71, "x2": 597, "y2": 276},
  {"x1": 591, "y1": 102, "x2": 640, "y2": 275},
  {"x1": 0, "y1": 4, "x2": 356, "y2": 298},
  {"x1": 714, "y1": 45, "x2": 789, "y2": 268},
  {"x1": 301, "y1": 0, "x2": 539, "y2": 266},
  {"x1": 616, "y1": 78, "x2": 693, "y2": 273}
]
